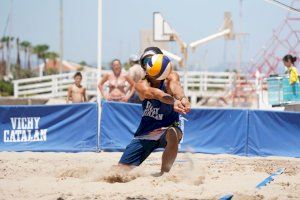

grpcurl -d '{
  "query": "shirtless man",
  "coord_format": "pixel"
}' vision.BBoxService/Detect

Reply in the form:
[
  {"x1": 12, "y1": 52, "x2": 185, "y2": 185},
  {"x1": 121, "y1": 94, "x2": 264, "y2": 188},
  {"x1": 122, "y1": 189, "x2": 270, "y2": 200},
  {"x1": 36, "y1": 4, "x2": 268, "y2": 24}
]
[{"x1": 67, "y1": 72, "x2": 87, "y2": 103}]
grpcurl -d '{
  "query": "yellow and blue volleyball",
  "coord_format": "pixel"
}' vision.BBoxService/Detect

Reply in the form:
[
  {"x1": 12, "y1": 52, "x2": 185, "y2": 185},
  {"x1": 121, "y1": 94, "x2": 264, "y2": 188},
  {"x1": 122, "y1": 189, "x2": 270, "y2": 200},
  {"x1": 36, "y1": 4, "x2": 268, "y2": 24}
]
[{"x1": 146, "y1": 54, "x2": 172, "y2": 80}]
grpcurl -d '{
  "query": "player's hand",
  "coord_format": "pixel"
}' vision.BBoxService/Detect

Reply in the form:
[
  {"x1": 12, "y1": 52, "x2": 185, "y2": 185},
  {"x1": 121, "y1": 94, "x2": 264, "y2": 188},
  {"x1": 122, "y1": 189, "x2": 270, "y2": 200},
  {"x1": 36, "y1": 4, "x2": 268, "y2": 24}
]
[
  {"x1": 181, "y1": 97, "x2": 191, "y2": 113},
  {"x1": 174, "y1": 99, "x2": 186, "y2": 114}
]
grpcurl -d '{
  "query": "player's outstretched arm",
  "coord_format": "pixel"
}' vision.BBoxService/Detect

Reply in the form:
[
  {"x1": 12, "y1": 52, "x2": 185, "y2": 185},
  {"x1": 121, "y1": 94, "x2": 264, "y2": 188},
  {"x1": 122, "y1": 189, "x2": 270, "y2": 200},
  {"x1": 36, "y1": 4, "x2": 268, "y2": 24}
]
[
  {"x1": 135, "y1": 80, "x2": 175, "y2": 105},
  {"x1": 135, "y1": 80, "x2": 186, "y2": 113},
  {"x1": 167, "y1": 72, "x2": 191, "y2": 113}
]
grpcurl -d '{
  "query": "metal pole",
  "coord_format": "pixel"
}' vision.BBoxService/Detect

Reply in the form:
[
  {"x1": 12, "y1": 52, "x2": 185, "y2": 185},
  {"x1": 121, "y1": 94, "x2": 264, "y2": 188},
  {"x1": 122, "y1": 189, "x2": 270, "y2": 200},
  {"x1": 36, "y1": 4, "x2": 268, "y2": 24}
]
[
  {"x1": 189, "y1": 29, "x2": 230, "y2": 49},
  {"x1": 97, "y1": 0, "x2": 102, "y2": 151},
  {"x1": 60, "y1": 0, "x2": 64, "y2": 74},
  {"x1": 237, "y1": 0, "x2": 243, "y2": 71},
  {"x1": 7, "y1": 0, "x2": 13, "y2": 76}
]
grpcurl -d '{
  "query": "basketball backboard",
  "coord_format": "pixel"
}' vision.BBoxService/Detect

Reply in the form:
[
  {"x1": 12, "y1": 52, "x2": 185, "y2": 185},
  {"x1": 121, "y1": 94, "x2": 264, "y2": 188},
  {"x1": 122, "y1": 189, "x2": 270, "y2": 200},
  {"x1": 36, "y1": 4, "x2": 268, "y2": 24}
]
[
  {"x1": 153, "y1": 12, "x2": 175, "y2": 41},
  {"x1": 140, "y1": 29, "x2": 169, "y2": 54}
]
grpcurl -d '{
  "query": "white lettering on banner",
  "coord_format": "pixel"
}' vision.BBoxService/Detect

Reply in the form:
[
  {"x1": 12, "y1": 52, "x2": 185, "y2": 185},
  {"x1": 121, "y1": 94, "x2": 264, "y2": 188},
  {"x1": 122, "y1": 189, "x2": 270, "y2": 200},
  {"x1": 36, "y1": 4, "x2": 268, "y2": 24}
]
[
  {"x1": 142, "y1": 101, "x2": 163, "y2": 120},
  {"x1": 3, "y1": 117, "x2": 47, "y2": 143},
  {"x1": 10, "y1": 118, "x2": 17, "y2": 129}
]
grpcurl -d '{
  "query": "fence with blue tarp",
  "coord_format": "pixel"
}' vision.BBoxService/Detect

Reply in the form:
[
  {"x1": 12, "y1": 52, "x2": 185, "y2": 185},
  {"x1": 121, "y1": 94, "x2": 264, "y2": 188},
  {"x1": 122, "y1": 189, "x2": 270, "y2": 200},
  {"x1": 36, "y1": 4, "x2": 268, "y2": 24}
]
[
  {"x1": 100, "y1": 102, "x2": 300, "y2": 157},
  {"x1": 248, "y1": 110, "x2": 300, "y2": 157},
  {"x1": 1, "y1": 101, "x2": 300, "y2": 158}
]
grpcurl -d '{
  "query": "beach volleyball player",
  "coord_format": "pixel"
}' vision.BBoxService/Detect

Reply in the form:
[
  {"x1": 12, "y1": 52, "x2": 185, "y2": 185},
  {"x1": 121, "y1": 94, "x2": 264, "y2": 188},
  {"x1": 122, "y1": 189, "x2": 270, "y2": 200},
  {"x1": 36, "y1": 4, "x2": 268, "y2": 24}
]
[{"x1": 119, "y1": 47, "x2": 191, "y2": 175}]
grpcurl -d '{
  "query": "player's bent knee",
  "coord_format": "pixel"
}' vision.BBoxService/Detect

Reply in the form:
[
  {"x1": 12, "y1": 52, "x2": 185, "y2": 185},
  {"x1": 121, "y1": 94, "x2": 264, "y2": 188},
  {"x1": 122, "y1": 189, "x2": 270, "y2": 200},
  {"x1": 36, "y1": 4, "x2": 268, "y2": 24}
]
[{"x1": 166, "y1": 127, "x2": 181, "y2": 145}]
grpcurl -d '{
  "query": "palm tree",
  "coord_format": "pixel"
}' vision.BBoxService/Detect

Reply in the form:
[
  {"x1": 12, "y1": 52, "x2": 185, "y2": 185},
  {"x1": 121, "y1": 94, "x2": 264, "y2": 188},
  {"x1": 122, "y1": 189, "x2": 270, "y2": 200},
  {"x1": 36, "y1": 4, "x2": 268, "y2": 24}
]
[
  {"x1": 45, "y1": 51, "x2": 60, "y2": 75},
  {"x1": 1, "y1": 37, "x2": 8, "y2": 58},
  {"x1": 20, "y1": 40, "x2": 31, "y2": 69},
  {"x1": 1, "y1": 37, "x2": 8, "y2": 74},
  {"x1": 33, "y1": 44, "x2": 49, "y2": 73},
  {"x1": 0, "y1": 41, "x2": 4, "y2": 78},
  {"x1": 1, "y1": 36, "x2": 14, "y2": 75},
  {"x1": 45, "y1": 51, "x2": 59, "y2": 68},
  {"x1": 15, "y1": 38, "x2": 21, "y2": 78},
  {"x1": 0, "y1": 41, "x2": 4, "y2": 62}
]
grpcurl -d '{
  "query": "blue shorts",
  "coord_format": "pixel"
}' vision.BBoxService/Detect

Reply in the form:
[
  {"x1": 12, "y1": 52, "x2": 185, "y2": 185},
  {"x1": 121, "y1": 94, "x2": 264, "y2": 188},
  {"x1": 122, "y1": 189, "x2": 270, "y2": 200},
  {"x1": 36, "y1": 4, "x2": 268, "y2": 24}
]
[{"x1": 119, "y1": 132, "x2": 168, "y2": 166}]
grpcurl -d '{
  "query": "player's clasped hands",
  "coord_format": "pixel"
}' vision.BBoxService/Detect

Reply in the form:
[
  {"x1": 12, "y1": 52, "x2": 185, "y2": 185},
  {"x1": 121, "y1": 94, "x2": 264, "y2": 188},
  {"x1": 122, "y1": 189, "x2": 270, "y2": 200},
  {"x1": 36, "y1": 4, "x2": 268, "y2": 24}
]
[
  {"x1": 181, "y1": 97, "x2": 191, "y2": 113},
  {"x1": 174, "y1": 97, "x2": 190, "y2": 115}
]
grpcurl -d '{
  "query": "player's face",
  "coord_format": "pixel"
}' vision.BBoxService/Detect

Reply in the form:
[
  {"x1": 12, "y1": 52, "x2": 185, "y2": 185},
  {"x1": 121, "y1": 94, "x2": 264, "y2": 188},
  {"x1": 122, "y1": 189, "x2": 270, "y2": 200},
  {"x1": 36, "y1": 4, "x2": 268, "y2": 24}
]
[
  {"x1": 147, "y1": 74, "x2": 162, "y2": 85},
  {"x1": 112, "y1": 61, "x2": 121, "y2": 76},
  {"x1": 74, "y1": 76, "x2": 82, "y2": 85}
]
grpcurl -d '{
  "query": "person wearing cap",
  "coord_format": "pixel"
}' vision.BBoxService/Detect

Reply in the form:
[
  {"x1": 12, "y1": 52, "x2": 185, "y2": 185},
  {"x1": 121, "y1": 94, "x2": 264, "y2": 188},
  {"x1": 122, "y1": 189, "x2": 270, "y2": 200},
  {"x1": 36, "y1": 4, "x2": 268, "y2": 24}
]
[
  {"x1": 118, "y1": 47, "x2": 191, "y2": 176},
  {"x1": 128, "y1": 54, "x2": 145, "y2": 103}
]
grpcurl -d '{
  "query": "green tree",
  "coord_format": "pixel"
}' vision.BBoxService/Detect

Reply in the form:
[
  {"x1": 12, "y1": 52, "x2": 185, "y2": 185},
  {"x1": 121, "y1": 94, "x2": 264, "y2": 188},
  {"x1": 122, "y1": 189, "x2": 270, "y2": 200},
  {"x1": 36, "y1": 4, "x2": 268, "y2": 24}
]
[
  {"x1": 0, "y1": 80, "x2": 13, "y2": 96},
  {"x1": 0, "y1": 41, "x2": 4, "y2": 62},
  {"x1": 15, "y1": 38, "x2": 21, "y2": 79},
  {"x1": 0, "y1": 41, "x2": 5, "y2": 78},
  {"x1": 45, "y1": 51, "x2": 59, "y2": 68},
  {"x1": 45, "y1": 51, "x2": 59, "y2": 61},
  {"x1": 20, "y1": 40, "x2": 32, "y2": 70},
  {"x1": 33, "y1": 44, "x2": 49, "y2": 73},
  {"x1": 1, "y1": 36, "x2": 14, "y2": 75},
  {"x1": 79, "y1": 60, "x2": 87, "y2": 66}
]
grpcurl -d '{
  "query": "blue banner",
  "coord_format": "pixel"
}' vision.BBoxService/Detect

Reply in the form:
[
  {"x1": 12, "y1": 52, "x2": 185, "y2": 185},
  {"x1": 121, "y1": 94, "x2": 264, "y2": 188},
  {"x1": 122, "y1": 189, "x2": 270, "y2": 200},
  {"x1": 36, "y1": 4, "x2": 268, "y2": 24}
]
[
  {"x1": 100, "y1": 102, "x2": 248, "y2": 155},
  {"x1": 248, "y1": 110, "x2": 300, "y2": 157},
  {"x1": 180, "y1": 109, "x2": 247, "y2": 155},
  {"x1": 0, "y1": 103, "x2": 98, "y2": 152},
  {"x1": 100, "y1": 102, "x2": 300, "y2": 158},
  {"x1": 100, "y1": 101, "x2": 141, "y2": 150},
  {"x1": 1, "y1": 101, "x2": 300, "y2": 158}
]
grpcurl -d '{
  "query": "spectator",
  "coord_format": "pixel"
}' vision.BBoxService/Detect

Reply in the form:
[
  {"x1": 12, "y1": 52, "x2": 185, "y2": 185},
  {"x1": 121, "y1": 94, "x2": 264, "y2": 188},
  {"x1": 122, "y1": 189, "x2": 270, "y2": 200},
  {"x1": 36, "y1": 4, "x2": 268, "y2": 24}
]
[
  {"x1": 128, "y1": 54, "x2": 145, "y2": 83},
  {"x1": 128, "y1": 54, "x2": 145, "y2": 103},
  {"x1": 67, "y1": 72, "x2": 86, "y2": 103},
  {"x1": 283, "y1": 54, "x2": 299, "y2": 85},
  {"x1": 98, "y1": 59, "x2": 135, "y2": 102}
]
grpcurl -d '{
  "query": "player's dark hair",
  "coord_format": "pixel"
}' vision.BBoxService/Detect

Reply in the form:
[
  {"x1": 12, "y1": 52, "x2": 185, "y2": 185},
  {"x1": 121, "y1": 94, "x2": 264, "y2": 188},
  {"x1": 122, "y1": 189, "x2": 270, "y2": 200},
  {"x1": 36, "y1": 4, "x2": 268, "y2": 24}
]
[
  {"x1": 74, "y1": 72, "x2": 82, "y2": 78},
  {"x1": 143, "y1": 47, "x2": 163, "y2": 54},
  {"x1": 283, "y1": 54, "x2": 297, "y2": 65},
  {"x1": 140, "y1": 47, "x2": 163, "y2": 69}
]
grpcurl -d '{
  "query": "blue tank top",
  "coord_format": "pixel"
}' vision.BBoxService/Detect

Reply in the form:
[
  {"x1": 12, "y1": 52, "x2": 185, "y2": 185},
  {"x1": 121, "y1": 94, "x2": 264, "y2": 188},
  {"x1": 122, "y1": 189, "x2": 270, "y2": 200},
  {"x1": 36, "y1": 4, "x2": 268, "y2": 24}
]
[{"x1": 134, "y1": 81, "x2": 179, "y2": 137}]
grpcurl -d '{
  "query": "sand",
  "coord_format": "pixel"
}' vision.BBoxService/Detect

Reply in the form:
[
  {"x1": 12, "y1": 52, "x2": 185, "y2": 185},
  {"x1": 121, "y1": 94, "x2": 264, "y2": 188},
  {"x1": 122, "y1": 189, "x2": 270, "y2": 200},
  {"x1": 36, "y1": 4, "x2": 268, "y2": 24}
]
[{"x1": 0, "y1": 152, "x2": 299, "y2": 200}]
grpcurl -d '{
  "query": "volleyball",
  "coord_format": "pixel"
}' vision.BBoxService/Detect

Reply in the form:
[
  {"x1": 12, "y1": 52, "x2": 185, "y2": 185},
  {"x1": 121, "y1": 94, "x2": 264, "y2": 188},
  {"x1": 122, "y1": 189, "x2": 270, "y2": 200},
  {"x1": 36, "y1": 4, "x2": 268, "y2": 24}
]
[{"x1": 146, "y1": 54, "x2": 172, "y2": 80}]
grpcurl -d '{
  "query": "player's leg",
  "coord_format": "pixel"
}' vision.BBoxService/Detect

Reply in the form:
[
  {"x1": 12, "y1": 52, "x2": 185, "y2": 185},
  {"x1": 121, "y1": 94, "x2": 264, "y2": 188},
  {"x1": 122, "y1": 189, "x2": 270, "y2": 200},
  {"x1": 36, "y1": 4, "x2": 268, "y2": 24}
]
[
  {"x1": 160, "y1": 127, "x2": 182, "y2": 173},
  {"x1": 119, "y1": 138, "x2": 157, "y2": 167}
]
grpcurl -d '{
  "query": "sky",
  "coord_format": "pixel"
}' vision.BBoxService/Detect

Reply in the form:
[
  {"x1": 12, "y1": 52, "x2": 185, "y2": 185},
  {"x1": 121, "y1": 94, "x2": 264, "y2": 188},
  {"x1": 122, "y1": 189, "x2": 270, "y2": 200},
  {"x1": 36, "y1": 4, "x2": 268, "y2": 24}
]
[{"x1": 0, "y1": 0, "x2": 296, "y2": 70}]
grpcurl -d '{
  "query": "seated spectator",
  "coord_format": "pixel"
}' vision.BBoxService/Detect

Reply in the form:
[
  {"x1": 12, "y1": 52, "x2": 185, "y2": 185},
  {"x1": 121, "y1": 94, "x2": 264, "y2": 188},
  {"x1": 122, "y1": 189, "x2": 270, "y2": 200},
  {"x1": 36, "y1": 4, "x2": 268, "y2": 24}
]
[
  {"x1": 67, "y1": 72, "x2": 86, "y2": 103},
  {"x1": 98, "y1": 59, "x2": 135, "y2": 102}
]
